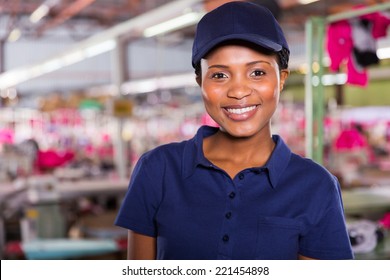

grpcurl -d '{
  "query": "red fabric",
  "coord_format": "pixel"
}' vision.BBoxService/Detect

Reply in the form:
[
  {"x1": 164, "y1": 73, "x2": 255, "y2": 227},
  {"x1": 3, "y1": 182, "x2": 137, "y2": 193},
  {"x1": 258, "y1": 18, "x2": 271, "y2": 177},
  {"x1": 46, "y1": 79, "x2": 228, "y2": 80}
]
[
  {"x1": 4, "y1": 241, "x2": 24, "y2": 258},
  {"x1": 115, "y1": 238, "x2": 128, "y2": 250}
]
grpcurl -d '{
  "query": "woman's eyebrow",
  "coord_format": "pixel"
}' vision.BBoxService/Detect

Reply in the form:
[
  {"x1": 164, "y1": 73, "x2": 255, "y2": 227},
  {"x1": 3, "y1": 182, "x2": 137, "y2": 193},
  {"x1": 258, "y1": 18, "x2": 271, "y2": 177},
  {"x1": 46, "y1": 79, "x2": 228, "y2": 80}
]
[
  {"x1": 207, "y1": 64, "x2": 229, "y2": 70},
  {"x1": 208, "y1": 60, "x2": 272, "y2": 69},
  {"x1": 247, "y1": 60, "x2": 272, "y2": 66}
]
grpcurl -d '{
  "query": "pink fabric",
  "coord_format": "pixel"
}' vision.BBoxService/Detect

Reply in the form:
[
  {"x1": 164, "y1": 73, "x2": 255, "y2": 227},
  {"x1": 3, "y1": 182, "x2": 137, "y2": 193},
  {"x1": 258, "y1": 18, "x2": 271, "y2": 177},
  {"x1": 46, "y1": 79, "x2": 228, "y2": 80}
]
[
  {"x1": 347, "y1": 54, "x2": 368, "y2": 87},
  {"x1": 0, "y1": 129, "x2": 14, "y2": 144},
  {"x1": 334, "y1": 129, "x2": 368, "y2": 151},
  {"x1": 361, "y1": 11, "x2": 390, "y2": 39},
  {"x1": 326, "y1": 20, "x2": 368, "y2": 87},
  {"x1": 326, "y1": 20, "x2": 353, "y2": 72},
  {"x1": 326, "y1": 6, "x2": 390, "y2": 87},
  {"x1": 37, "y1": 150, "x2": 75, "y2": 170},
  {"x1": 379, "y1": 213, "x2": 390, "y2": 229},
  {"x1": 201, "y1": 113, "x2": 219, "y2": 127}
]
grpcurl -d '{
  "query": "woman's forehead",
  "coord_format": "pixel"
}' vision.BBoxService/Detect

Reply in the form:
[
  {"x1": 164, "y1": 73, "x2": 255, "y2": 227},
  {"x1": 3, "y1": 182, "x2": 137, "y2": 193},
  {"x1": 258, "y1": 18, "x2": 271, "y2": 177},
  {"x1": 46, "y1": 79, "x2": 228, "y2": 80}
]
[{"x1": 203, "y1": 44, "x2": 278, "y2": 65}]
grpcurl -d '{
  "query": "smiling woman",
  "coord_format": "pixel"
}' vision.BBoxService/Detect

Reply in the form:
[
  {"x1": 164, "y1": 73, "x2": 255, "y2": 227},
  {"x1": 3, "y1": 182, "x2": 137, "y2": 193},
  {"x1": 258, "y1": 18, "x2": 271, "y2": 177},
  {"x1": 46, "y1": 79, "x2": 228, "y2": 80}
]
[
  {"x1": 115, "y1": 1, "x2": 354, "y2": 260},
  {"x1": 196, "y1": 42, "x2": 288, "y2": 141}
]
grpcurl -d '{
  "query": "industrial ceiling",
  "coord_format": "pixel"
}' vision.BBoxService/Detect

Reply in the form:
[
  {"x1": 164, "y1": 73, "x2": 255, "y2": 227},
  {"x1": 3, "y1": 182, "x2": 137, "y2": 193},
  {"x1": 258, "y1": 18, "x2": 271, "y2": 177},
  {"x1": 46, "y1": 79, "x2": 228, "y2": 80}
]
[{"x1": 0, "y1": 0, "x2": 389, "y2": 96}]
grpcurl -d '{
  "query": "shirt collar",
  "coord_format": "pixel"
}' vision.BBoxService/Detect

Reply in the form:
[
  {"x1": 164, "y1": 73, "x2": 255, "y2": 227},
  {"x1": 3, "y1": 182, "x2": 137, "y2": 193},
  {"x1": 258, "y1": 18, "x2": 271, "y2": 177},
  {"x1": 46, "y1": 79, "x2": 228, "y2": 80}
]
[
  {"x1": 182, "y1": 125, "x2": 218, "y2": 178},
  {"x1": 182, "y1": 126, "x2": 292, "y2": 189},
  {"x1": 264, "y1": 135, "x2": 292, "y2": 189}
]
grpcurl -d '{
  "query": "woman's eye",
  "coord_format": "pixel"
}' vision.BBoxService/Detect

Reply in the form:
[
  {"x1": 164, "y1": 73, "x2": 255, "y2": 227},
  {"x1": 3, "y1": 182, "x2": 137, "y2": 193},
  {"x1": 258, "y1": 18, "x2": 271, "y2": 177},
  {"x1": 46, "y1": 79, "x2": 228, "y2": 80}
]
[
  {"x1": 251, "y1": 70, "x2": 265, "y2": 77},
  {"x1": 211, "y1": 72, "x2": 227, "y2": 79}
]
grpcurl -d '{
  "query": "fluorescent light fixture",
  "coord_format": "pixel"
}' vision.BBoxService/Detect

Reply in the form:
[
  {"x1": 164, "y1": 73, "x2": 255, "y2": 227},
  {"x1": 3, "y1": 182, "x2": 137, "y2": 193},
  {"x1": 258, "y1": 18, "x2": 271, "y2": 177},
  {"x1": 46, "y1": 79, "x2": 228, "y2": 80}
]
[
  {"x1": 121, "y1": 72, "x2": 197, "y2": 95},
  {"x1": 0, "y1": 0, "x2": 204, "y2": 90},
  {"x1": 0, "y1": 88, "x2": 17, "y2": 99},
  {"x1": 30, "y1": 0, "x2": 60, "y2": 23},
  {"x1": 30, "y1": 4, "x2": 50, "y2": 23},
  {"x1": 0, "y1": 89, "x2": 7, "y2": 98},
  {"x1": 62, "y1": 51, "x2": 85, "y2": 65},
  {"x1": 84, "y1": 39, "x2": 116, "y2": 58},
  {"x1": 7, "y1": 28, "x2": 21, "y2": 42},
  {"x1": 144, "y1": 12, "x2": 203, "y2": 37},
  {"x1": 377, "y1": 47, "x2": 390, "y2": 59},
  {"x1": 41, "y1": 59, "x2": 64, "y2": 73},
  {"x1": 7, "y1": 88, "x2": 18, "y2": 100},
  {"x1": 123, "y1": 79, "x2": 158, "y2": 93},
  {"x1": 298, "y1": 0, "x2": 319, "y2": 4},
  {"x1": 0, "y1": 40, "x2": 116, "y2": 90},
  {"x1": 0, "y1": 70, "x2": 29, "y2": 89},
  {"x1": 322, "y1": 73, "x2": 347, "y2": 86}
]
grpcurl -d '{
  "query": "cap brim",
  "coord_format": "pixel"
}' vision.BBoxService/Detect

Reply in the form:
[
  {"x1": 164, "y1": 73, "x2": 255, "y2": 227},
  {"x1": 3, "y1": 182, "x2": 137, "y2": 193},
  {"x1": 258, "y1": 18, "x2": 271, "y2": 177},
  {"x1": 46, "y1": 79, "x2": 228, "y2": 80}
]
[{"x1": 192, "y1": 34, "x2": 283, "y2": 67}]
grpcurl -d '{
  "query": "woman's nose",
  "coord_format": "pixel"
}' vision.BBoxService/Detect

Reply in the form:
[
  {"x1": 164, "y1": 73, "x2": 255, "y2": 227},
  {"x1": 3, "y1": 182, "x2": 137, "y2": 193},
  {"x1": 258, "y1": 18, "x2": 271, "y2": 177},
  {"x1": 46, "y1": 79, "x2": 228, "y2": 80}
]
[{"x1": 227, "y1": 79, "x2": 252, "y2": 99}]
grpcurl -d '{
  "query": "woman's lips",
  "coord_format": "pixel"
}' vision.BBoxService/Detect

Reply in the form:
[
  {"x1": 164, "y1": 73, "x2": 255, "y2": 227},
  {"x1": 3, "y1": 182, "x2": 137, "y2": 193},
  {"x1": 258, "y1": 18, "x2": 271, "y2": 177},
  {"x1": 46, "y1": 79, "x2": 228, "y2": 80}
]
[
  {"x1": 223, "y1": 105, "x2": 259, "y2": 121},
  {"x1": 225, "y1": 105, "x2": 257, "y2": 115}
]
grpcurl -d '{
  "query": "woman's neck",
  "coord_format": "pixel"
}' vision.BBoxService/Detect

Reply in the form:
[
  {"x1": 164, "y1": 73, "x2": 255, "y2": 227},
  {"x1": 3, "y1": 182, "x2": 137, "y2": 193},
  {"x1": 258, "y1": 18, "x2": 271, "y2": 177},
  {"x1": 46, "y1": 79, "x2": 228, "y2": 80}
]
[{"x1": 203, "y1": 129, "x2": 275, "y2": 178}]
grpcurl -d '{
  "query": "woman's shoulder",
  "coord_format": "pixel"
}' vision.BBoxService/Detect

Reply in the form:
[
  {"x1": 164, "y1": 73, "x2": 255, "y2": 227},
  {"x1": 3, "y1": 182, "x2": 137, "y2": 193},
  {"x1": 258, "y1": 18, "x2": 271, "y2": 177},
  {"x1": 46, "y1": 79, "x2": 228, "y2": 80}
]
[
  {"x1": 140, "y1": 139, "x2": 190, "y2": 162},
  {"x1": 289, "y1": 152, "x2": 337, "y2": 183}
]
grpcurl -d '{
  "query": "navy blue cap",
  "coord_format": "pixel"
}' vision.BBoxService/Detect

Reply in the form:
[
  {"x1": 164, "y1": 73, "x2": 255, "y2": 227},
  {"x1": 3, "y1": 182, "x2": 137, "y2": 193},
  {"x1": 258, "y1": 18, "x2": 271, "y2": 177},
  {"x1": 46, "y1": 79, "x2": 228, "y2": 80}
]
[{"x1": 192, "y1": 1, "x2": 289, "y2": 68}]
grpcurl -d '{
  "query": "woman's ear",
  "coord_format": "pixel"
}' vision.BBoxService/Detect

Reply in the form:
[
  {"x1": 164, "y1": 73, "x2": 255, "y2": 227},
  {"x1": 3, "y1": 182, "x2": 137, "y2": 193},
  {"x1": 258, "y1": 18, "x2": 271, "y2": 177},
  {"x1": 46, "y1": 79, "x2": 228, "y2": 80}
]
[
  {"x1": 279, "y1": 69, "x2": 289, "y2": 91},
  {"x1": 196, "y1": 75, "x2": 202, "y2": 87}
]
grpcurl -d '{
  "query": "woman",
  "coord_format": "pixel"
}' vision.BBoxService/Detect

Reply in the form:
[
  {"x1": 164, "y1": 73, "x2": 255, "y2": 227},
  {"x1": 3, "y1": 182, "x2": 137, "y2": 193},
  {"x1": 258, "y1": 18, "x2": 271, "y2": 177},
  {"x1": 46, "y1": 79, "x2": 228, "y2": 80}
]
[{"x1": 115, "y1": 1, "x2": 353, "y2": 260}]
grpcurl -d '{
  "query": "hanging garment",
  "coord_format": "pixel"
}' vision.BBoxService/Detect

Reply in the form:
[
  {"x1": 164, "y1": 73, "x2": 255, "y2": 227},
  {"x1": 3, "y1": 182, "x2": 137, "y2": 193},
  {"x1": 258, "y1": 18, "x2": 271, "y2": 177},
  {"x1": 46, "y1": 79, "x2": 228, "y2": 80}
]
[
  {"x1": 327, "y1": 20, "x2": 353, "y2": 73},
  {"x1": 361, "y1": 10, "x2": 390, "y2": 39},
  {"x1": 326, "y1": 7, "x2": 390, "y2": 87},
  {"x1": 326, "y1": 20, "x2": 369, "y2": 87},
  {"x1": 350, "y1": 18, "x2": 379, "y2": 67}
]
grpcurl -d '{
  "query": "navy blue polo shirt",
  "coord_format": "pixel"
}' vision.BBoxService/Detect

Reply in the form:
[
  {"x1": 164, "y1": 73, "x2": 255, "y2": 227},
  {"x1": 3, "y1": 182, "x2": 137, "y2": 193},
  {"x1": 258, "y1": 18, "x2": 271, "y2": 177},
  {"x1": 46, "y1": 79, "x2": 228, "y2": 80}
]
[{"x1": 115, "y1": 125, "x2": 353, "y2": 260}]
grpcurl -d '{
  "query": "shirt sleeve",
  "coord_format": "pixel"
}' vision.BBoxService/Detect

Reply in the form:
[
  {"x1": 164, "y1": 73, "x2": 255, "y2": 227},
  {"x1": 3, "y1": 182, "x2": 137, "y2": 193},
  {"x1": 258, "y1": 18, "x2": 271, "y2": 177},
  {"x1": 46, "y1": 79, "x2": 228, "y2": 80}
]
[
  {"x1": 299, "y1": 177, "x2": 354, "y2": 259},
  {"x1": 114, "y1": 153, "x2": 162, "y2": 237}
]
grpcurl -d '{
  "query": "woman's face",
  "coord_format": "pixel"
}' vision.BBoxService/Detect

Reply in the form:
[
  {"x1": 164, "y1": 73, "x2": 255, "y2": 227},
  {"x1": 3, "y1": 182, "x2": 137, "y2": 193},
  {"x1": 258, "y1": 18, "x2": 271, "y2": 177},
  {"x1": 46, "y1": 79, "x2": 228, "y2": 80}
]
[{"x1": 197, "y1": 44, "x2": 289, "y2": 138}]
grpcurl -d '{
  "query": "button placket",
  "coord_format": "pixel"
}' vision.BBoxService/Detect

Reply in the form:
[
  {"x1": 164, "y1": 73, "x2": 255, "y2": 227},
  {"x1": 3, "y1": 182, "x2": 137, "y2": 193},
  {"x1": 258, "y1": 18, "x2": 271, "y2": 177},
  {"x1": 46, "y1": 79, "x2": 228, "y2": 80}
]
[
  {"x1": 222, "y1": 234, "x2": 229, "y2": 242},
  {"x1": 217, "y1": 177, "x2": 239, "y2": 258}
]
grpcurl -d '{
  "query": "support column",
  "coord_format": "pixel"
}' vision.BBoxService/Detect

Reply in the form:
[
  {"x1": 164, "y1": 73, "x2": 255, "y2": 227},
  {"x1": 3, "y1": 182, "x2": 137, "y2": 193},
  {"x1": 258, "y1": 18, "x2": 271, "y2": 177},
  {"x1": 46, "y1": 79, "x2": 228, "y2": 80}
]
[
  {"x1": 304, "y1": 18, "x2": 314, "y2": 160},
  {"x1": 0, "y1": 40, "x2": 4, "y2": 74},
  {"x1": 111, "y1": 37, "x2": 128, "y2": 180},
  {"x1": 305, "y1": 17, "x2": 325, "y2": 164}
]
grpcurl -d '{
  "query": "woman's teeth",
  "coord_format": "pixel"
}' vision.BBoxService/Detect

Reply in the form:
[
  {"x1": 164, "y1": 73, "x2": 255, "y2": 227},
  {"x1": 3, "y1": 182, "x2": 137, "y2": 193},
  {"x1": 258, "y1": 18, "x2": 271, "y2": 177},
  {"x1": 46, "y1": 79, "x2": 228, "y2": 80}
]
[{"x1": 226, "y1": 105, "x2": 256, "y2": 115}]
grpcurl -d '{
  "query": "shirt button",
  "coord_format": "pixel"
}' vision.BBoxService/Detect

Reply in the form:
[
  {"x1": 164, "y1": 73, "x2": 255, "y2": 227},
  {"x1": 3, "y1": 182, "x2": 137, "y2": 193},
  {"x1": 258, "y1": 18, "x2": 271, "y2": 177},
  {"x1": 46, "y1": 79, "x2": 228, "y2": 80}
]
[
  {"x1": 225, "y1": 212, "x2": 232, "y2": 219},
  {"x1": 229, "y1": 192, "x2": 236, "y2": 199},
  {"x1": 238, "y1": 173, "x2": 245, "y2": 180},
  {"x1": 222, "y1": 235, "x2": 229, "y2": 242}
]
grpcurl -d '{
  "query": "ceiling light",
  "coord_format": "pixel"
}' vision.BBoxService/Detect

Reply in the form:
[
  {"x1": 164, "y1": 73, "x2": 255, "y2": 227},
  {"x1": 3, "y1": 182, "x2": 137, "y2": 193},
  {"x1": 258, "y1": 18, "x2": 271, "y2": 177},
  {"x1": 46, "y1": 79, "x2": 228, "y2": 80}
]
[
  {"x1": 143, "y1": 12, "x2": 203, "y2": 37},
  {"x1": 30, "y1": 4, "x2": 50, "y2": 23},
  {"x1": 322, "y1": 73, "x2": 347, "y2": 86},
  {"x1": 84, "y1": 40, "x2": 116, "y2": 58},
  {"x1": 7, "y1": 28, "x2": 21, "y2": 42},
  {"x1": 298, "y1": 0, "x2": 319, "y2": 4},
  {"x1": 377, "y1": 47, "x2": 390, "y2": 60},
  {"x1": 30, "y1": 0, "x2": 60, "y2": 23},
  {"x1": 40, "y1": 59, "x2": 64, "y2": 73},
  {"x1": 121, "y1": 72, "x2": 197, "y2": 95},
  {"x1": 0, "y1": 40, "x2": 116, "y2": 90},
  {"x1": 0, "y1": 0, "x2": 204, "y2": 90}
]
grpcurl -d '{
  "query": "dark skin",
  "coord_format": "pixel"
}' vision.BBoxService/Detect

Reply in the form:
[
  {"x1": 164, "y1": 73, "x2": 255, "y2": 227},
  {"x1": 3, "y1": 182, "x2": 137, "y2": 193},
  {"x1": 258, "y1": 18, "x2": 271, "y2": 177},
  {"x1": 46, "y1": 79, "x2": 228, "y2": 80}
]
[
  {"x1": 198, "y1": 44, "x2": 286, "y2": 179},
  {"x1": 127, "y1": 44, "x2": 315, "y2": 260}
]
